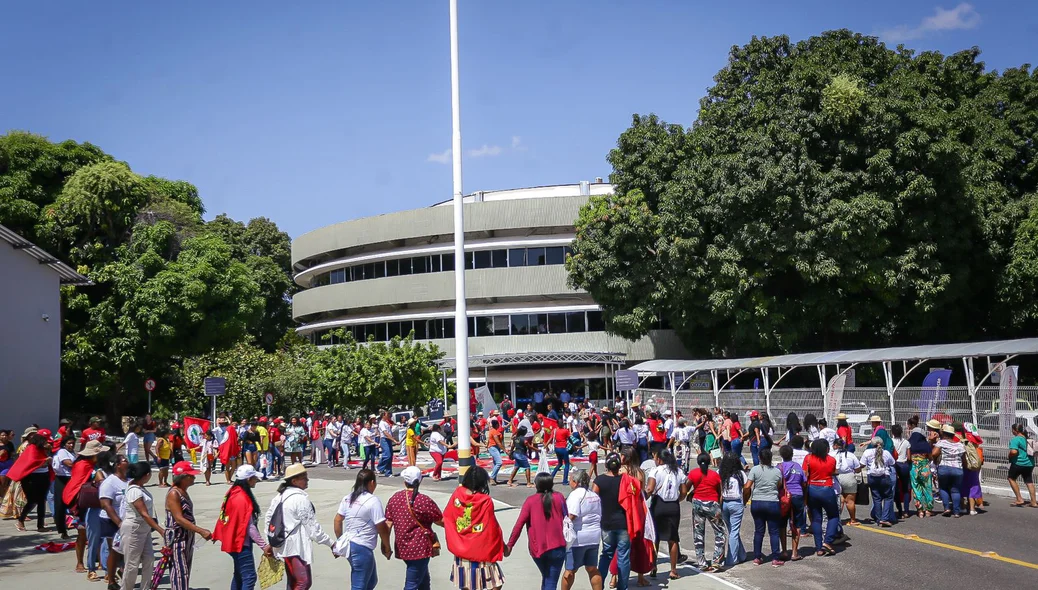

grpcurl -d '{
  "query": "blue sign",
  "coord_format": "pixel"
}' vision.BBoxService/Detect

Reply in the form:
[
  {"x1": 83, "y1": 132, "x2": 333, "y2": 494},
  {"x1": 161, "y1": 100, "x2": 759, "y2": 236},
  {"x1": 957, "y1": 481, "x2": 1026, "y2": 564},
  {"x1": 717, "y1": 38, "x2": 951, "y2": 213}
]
[
  {"x1": 428, "y1": 398, "x2": 445, "y2": 420},
  {"x1": 919, "y1": 369, "x2": 951, "y2": 420},
  {"x1": 204, "y1": 376, "x2": 226, "y2": 396},
  {"x1": 615, "y1": 370, "x2": 639, "y2": 391}
]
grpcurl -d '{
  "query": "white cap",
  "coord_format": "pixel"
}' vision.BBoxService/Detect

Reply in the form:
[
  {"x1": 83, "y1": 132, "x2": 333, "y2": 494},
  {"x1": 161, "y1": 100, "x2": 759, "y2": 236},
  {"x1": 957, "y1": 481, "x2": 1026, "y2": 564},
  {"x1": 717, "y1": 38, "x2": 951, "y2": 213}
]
[
  {"x1": 234, "y1": 465, "x2": 259, "y2": 481},
  {"x1": 401, "y1": 466, "x2": 423, "y2": 485},
  {"x1": 663, "y1": 410, "x2": 672, "y2": 415}
]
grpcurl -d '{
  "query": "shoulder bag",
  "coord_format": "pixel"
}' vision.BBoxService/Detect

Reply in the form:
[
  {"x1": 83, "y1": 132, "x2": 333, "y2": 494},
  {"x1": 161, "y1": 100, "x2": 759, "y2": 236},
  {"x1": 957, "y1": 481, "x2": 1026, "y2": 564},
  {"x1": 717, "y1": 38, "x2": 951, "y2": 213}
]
[{"x1": 406, "y1": 493, "x2": 440, "y2": 557}]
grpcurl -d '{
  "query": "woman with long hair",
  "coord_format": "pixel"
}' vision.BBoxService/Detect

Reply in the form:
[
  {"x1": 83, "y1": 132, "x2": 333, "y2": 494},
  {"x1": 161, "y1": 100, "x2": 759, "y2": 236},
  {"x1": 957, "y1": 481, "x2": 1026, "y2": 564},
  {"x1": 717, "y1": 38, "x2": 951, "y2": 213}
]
[
  {"x1": 334, "y1": 468, "x2": 391, "y2": 590},
  {"x1": 563, "y1": 469, "x2": 603, "y2": 590},
  {"x1": 1007, "y1": 422, "x2": 1037, "y2": 507},
  {"x1": 685, "y1": 452, "x2": 727, "y2": 572},
  {"x1": 508, "y1": 426, "x2": 533, "y2": 488},
  {"x1": 11, "y1": 432, "x2": 52, "y2": 532},
  {"x1": 907, "y1": 416, "x2": 935, "y2": 516},
  {"x1": 719, "y1": 452, "x2": 747, "y2": 567},
  {"x1": 64, "y1": 440, "x2": 107, "y2": 574},
  {"x1": 777, "y1": 445, "x2": 806, "y2": 561},
  {"x1": 508, "y1": 472, "x2": 568, "y2": 590},
  {"x1": 802, "y1": 414, "x2": 820, "y2": 442},
  {"x1": 836, "y1": 414, "x2": 854, "y2": 454},
  {"x1": 213, "y1": 465, "x2": 272, "y2": 590},
  {"x1": 445, "y1": 467, "x2": 505, "y2": 590},
  {"x1": 164, "y1": 461, "x2": 212, "y2": 590},
  {"x1": 784, "y1": 413, "x2": 802, "y2": 445},
  {"x1": 592, "y1": 453, "x2": 631, "y2": 590},
  {"x1": 890, "y1": 424, "x2": 912, "y2": 519},
  {"x1": 646, "y1": 449, "x2": 685, "y2": 579},
  {"x1": 745, "y1": 448, "x2": 783, "y2": 566},
  {"x1": 802, "y1": 439, "x2": 839, "y2": 556},
  {"x1": 860, "y1": 437, "x2": 896, "y2": 526},
  {"x1": 120, "y1": 462, "x2": 165, "y2": 590},
  {"x1": 385, "y1": 466, "x2": 443, "y2": 590},
  {"x1": 832, "y1": 437, "x2": 862, "y2": 525},
  {"x1": 633, "y1": 416, "x2": 650, "y2": 464},
  {"x1": 608, "y1": 447, "x2": 652, "y2": 587}
]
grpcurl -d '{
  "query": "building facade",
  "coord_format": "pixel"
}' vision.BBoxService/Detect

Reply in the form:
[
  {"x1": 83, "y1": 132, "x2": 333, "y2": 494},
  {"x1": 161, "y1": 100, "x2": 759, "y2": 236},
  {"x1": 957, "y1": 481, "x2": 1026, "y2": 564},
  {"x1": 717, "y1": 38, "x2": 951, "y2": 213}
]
[
  {"x1": 1, "y1": 225, "x2": 90, "y2": 431},
  {"x1": 291, "y1": 182, "x2": 688, "y2": 404}
]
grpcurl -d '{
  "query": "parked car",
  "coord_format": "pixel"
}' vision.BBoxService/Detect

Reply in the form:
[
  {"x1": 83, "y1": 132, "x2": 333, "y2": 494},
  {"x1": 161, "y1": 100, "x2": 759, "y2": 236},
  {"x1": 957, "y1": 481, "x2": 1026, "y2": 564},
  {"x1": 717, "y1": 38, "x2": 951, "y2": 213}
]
[{"x1": 977, "y1": 411, "x2": 1038, "y2": 440}]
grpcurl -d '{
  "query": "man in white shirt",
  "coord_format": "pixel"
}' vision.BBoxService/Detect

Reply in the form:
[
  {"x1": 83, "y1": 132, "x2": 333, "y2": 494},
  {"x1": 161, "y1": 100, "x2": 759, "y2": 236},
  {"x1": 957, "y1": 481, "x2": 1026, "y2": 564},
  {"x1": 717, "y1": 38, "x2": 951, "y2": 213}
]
[
  {"x1": 377, "y1": 412, "x2": 397, "y2": 477},
  {"x1": 265, "y1": 464, "x2": 333, "y2": 588},
  {"x1": 663, "y1": 410, "x2": 675, "y2": 440},
  {"x1": 323, "y1": 415, "x2": 340, "y2": 468},
  {"x1": 339, "y1": 419, "x2": 355, "y2": 469}
]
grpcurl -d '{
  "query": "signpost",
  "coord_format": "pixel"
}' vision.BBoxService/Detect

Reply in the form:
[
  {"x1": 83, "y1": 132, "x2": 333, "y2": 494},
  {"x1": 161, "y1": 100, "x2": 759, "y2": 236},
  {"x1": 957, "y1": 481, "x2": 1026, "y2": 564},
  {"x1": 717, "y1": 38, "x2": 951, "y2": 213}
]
[
  {"x1": 264, "y1": 392, "x2": 274, "y2": 416},
  {"x1": 144, "y1": 378, "x2": 156, "y2": 413},
  {"x1": 204, "y1": 377, "x2": 226, "y2": 421},
  {"x1": 615, "y1": 370, "x2": 639, "y2": 391}
]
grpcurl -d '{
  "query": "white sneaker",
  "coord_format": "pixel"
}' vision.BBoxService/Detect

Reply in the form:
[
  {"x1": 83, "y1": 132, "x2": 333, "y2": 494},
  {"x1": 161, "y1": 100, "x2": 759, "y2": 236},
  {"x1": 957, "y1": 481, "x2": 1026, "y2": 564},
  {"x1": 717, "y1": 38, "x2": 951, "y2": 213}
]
[{"x1": 969, "y1": 510, "x2": 978, "y2": 515}]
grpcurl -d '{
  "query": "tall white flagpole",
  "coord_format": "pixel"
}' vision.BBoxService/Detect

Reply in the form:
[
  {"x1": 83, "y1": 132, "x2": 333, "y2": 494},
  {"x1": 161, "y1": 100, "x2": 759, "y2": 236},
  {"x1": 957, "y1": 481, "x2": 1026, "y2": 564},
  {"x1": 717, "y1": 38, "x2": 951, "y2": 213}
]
[{"x1": 449, "y1": 0, "x2": 472, "y2": 476}]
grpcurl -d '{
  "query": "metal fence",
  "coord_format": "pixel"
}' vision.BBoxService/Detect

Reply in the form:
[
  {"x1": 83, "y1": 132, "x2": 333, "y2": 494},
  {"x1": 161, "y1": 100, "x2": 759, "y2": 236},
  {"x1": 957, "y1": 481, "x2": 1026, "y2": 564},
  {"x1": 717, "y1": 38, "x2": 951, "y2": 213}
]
[{"x1": 637, "y1": 385, "x2": 1038, "y2": 493}]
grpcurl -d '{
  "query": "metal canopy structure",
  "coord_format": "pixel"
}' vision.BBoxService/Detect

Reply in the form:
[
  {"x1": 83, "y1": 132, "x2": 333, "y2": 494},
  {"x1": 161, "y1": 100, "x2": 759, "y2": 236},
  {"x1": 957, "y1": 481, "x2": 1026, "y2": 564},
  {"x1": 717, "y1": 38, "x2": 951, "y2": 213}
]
[
  {"x1": 436, "y1": 351, "x2": 626, "y2": 370},
  {"x1": 628, "y1": 338, "x2": 1038, "y2": 421},
  {"x1": 1, "y1": 224, "x2": 91, "y2": 286}
]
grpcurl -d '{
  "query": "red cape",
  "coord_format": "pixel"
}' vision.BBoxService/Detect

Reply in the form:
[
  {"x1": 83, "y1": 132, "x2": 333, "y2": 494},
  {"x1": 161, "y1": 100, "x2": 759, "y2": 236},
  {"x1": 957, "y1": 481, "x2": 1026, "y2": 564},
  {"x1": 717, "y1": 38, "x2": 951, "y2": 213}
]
[
  {"x1": 213, "y1": 486, "x2": 253, "y2": 553},
  {"x1": 63, "y1": 460, "x2": 94, "y2": 506},
  {"x1": 618, "y1": 473, "x2": 653, "y2": 573},
  {"x1": 444, "y1": 487, "x2": 503, "y2": 563},
  {"x1": 8, "y1": 445, "x2": 51, "y2": 482},
  {"x1": 219, "y1": 427, "x2": 240, "y2": 464}
]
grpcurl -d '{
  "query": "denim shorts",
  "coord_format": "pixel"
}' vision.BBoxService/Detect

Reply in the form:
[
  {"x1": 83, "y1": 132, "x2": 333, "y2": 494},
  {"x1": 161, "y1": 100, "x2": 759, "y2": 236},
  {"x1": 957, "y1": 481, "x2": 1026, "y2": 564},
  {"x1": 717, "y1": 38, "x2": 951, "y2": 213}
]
[
  {"x1": 513, "y1": 454, "x2": 530, "y2": 469},
  {"x1": 158, "y1": 459, "x2": 170, "y2": 468},
  {"x1": 566, "y1": 544, "x2": 598, "y2": 571},
  {"x1": 99, "y1": 518, "x2": 119, "y2": 538}
]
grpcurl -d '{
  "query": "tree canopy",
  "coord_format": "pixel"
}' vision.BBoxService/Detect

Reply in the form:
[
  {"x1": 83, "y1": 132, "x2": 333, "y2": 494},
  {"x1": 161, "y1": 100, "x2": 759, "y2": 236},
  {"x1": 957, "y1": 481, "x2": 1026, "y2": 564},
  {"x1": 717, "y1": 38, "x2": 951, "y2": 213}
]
[{"x1": 568, "y1": 30, "x2": 1038, "y2": 357}]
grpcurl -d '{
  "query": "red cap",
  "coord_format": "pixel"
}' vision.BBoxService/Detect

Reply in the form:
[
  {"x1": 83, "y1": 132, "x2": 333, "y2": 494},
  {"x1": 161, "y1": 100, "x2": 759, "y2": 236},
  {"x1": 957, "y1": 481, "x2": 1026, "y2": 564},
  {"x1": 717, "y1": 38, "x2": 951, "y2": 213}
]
[
  {"x1": 750, "y1": 411, "x2": 759, "y2": 418},
  {"x1": 171, "y1": 461, "x2": 200, "y2": 476},
  {"x1": 259, "y1": 416, "x2": 268, "y2": 423},
  {"x1": 37, "y1": 429, "x2": 53, "y2": 438},
  {"x1": 170, "y1": 422, "x2": 180, "y2": 429}
]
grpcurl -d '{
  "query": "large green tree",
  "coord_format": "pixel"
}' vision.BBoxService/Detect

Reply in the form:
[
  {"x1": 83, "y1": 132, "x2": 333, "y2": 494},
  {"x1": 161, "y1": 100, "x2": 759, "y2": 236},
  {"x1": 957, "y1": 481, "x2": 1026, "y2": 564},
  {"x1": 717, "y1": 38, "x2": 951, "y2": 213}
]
[{"x1": 569, "y1": 30, "x2": 1038, "y2": 356}]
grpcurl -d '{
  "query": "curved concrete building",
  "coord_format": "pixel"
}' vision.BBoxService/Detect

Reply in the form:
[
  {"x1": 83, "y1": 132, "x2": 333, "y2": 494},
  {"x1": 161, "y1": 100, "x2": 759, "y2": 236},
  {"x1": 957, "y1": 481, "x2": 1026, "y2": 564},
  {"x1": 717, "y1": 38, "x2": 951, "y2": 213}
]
[{"x1": 292, "y1": 182, "x2": 688, "y2": 402}]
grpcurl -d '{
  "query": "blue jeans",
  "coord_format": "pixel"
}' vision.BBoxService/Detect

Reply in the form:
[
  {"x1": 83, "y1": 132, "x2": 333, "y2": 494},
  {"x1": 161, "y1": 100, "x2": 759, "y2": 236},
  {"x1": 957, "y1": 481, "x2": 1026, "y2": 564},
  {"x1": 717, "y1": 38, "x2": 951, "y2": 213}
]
[
  {"x1": 533, "y1": 546, "x2": 566, "y2": 590},
  {"x1": 751, "y1": 500, "x2": 781, "y2": 560},
  {"x1": 404, "y1": 558, "x2": 430, "y2": 590},
  {"x1": 86, "y1": 507, "x2": 103, "y2": 573},
  {"x1": 488, "y1": 447, "x2": 503, "y2": 481},
  {"x1": 348, "y1": 542, "x2": 378, "y2": 590},
  {"x1": 230, "y1": 545, "x2": 258, "y2": 590},
  {"x1": 731, "y1": 438, "x2": 745, "y2": 465},
  {"x1": 598, "y1": 530, "x2": 631, "y2": 590},
  {"x1": 379, "y1": 439, "x2": 394, "y2": 475},
  {"x1": 551, "y1": 448, "x2": 571, "y2": 482},
  {"x1": 806, "y1": 485, "x2": 840, "y2": 550},
  {"x1": 722, "y1": 499, "x2": 747, "y2": 566},
  {"x1": 894, "y1": 462, "x2": 911, "y2": 516},
  {"x1": 750, "y1": 442, "x2": 760, "y2": 466},
  {"x1": 937, "y1": 465, "x2": 964, "y2": 516},
  {"x1": 868, "y1": 474, "x2": 896, "y2": 524}
]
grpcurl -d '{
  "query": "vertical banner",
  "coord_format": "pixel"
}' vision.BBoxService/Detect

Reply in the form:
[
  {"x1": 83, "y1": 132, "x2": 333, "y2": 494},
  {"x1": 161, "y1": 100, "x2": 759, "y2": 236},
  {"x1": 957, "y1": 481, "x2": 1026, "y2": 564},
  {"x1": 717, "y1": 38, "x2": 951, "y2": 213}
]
[
  {"x1": 920, "y1": 369, "x2": 952, "y2": 422},
  {"x1": 825, "y1": 373, "x2": 848, "y2": 424},
  {"x1": 998, "y1": 365, "x2": 1019, "y2": 443},
  {"x1": 476, "y1": 385, "x2": 498, "y2": 417}
]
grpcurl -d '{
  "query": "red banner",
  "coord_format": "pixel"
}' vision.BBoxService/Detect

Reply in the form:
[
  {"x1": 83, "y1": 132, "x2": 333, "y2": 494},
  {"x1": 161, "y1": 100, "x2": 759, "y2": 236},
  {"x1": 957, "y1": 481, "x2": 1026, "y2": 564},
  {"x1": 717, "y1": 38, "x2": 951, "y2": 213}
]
[{"x1": 183, "y1": 416, "x2": 210, "y2": 449}]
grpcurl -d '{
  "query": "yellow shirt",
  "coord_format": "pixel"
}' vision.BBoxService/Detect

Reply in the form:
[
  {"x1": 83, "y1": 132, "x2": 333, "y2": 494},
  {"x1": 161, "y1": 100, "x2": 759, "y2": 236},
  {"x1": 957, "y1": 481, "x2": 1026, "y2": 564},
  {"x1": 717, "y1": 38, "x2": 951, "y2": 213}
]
[
  {"x1": 157, "y1": 437, "x2": 171, "y2": 460},
  {"x1": 257, "y1": 426, "x2": 269, "y2": 452},
  {"x1": 405, "y1": 429, "x2": 417, "y2": 448}
]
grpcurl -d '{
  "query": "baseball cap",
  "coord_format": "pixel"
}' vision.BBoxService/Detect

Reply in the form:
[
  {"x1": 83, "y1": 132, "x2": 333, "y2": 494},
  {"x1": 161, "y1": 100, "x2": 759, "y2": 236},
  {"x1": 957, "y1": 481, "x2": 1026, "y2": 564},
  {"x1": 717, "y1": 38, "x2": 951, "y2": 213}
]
[
  {"x1": 171, "y1": 461, "x2": 200, "y2": 476},
  {"x1": 37, "y1": 428, "x2": 52, "y2": 439},
  {"x1": 259, "y1": 416, "x2": 268, "y2": 424},
  {"x1": 663, "y1": 410, "x2": 672, "y2": 416},
  {"x1": 401, "y1": 466, "x2": 423, "y2": 485},
  {"x1": 749, "y1": 410, "x2": 759, "y2": 418},
  {"x1": 234, "y1": 465, "x2": 259, "y2": 481}
]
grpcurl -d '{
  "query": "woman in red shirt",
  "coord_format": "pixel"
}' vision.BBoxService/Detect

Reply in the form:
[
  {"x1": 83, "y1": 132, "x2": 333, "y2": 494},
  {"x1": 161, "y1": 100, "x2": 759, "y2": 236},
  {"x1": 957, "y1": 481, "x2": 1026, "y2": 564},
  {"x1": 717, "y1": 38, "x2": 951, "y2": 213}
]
[
  {"x1": 549, "y1": 425, "x2": 572, "y2": 483},
  {"x1": 683, "y1": 453, "x2": 726, "y2": 572},
  {"x1": 801, "y1": 439, "x2": 839, "y2": 556},
  {"x1": 835, "y1": 414, "x2": 855, "y2": 454},
  {"x1": 385, "y1": 467, "x2": 444, "y2": 590},
  {"x1": 506, "y1": 472, "x2": 567, "y2": 590}
]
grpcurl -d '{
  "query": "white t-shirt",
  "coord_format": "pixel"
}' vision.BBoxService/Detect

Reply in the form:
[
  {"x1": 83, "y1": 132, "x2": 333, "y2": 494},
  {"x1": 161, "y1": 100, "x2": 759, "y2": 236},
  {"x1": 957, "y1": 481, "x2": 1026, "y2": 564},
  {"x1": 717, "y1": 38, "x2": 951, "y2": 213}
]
[
  {"x1": 565, "y1": 488, "x2": 602, "y2": 547},
  {"x1": 650, "y1": 466, "x2": 685, "y2": 502},
  {"x1": 325, "y1": 422, "x2": 339, "y2": 440},
  {"x1": 378, "y1": 420, "x2": 393, "y2": 440},
  {"x1": 336, "y1": 492, "x2": 385, "y2": 550},
  {"x1": 359, "y1": 428, "x2": 375, "y2": 446},
  {"x1": 722, "y1": 471, "x2": 745, "y2": 501},
  {"x1": 936, "y1": 439, "x2": 965, "y2": 469},
  {"x1": 124, "y1": 484, "x2": 155, "y2": 519},
  {"x1": 834, "y1": 450, "x2": 861, "y2": 474},
  {"x1": 518, "y1": 419, "x2": 533, "y2": 439},
  {"x1": 428, "y1": 432, "x2": 448, "y2": 455},
  {"x1": 674, "y1": 425, "x2": 691, "y2": 442},
  {"x1": 892, "y1": 438, "x2": 910, "y2": 463},
  {"x1": 99, "y1": 474, "x2": 128, "y2": 520},
  {"x1": 819, "y1": 428, "x2": 838, "y2": 445},
  {"x1": 52, "y1": 448, "x2": 76, "y2": 477},
  {"x1": 125, "y1": 432, "x2": 140, "y2": 456},
  {"x1": 792, "y1": 448, "x2": 809, "y2": 465},
  {"x1": 860, "y1": 449, "x2": 896, "y2": 477},
  {"x1": 587, "y1": 441, "x2": 600, "y2": 456}
]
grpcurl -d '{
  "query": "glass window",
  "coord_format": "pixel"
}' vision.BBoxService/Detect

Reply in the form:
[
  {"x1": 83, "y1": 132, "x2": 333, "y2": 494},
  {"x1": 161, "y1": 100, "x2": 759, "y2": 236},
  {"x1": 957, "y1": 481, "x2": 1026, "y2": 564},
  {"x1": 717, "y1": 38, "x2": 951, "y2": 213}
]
[
  {"x1": 566, "y1": 312, "x2": 586, "y2": 333},
  {"x1": 442, "y1": 254, "x2": 455, "y2": 271},
  {"x1": 586, "y1": 310, "x2": 605, "y2": 332},
  {"x1": 346, "y1": 267, "x2": 355, "y2": 282},
  {"x1": 546, "y1": 246, "x2": 565, "y2": 265},
  {"x1": 413, "y1": 320, "x2": 428, "y2": 340},
  {"x1": 374, "y1": 261, "x2": 386, "y2": 278},
  {"x1": 493, "y1": 315, "x2": 510, "y2": 336},
  {"x1": 386, "y1": 259, "x2": 399, "y2": 277},
  {"x1": 530, "y1": 314, "x2": 548, "y2": 334},
  {"x1": 547, "y1": 313, "x2": 567, "y2": 334},
  {"x1": 363, "y1": 263, "x2": 376, "y2": 280},
  {"x1": 475, "y1": 316, "x2": 493, "y2": 337},
  {"x1": 511, "y1": 314, "x2": 530, "y2": 335},
  {"x1": 398, "y1": 258, "x2": 412, "y2": 276},
  {"x1": 374, "y1": 322, "x2": 387, "y2": 341},
  {"x1": 399, "y1": 320, "x2": 414, "y2": 338},
  {"x1": 465, "y1": 252, "x2": 475, "y2": 269},
  {"x1": 467, "y1": 316, "x2": 477, "y2": 336},
  {"x1": 354, "y1": 324, "x2": 367, "y2": 341},
  {"x1": 474, "y1": 250, "x2": 492, "y2": 269},
  {"x1": 528, "y1": 247, "x2": 546, "y2": 266},
  {"x1": 508, "y1": 248, "x2": 526, "y2": 267},
  {"x1": 412, "y1": 256, "x2": 428, "y2": 274},
  {"x1": 430, "y1": 255, "x2": 441, "y2": 272},
  {"x1": 491, "y1": 249, "x2": 508, "y2": 268},
  {"x1": 387, "y1": 321, "x2": 401, "y2": 339},
  {"x1": 442, "y1": 319, "x2": 455, "y2": 339},
  {"x1": 563, "y1": 246, "x2": 573, "y2": 259},
  {"x1": 314, "y1": 273, "x2": 330, "y2": 287},
  {"x1": 329, "y1": 269, "x2": 344, "y2": 284}
]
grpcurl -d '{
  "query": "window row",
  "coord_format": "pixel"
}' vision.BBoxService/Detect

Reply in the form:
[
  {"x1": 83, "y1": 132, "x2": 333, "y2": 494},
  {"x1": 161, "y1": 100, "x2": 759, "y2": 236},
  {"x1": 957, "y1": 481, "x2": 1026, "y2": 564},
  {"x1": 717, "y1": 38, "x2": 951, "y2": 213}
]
[
  {"x1": 310, "y1": 246, "x2": 573, "y2": 287},
  {"x1": 307, "y1": 310, "x2": 606, "y2": 345}
]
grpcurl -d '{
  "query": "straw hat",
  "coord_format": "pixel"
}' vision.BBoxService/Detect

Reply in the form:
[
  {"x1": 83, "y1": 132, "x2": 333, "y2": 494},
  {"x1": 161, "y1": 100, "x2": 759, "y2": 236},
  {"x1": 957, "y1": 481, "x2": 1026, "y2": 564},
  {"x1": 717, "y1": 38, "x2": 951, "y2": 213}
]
[
  {"x1": 925, "y1": 419, "x2": 942, "y2": 430},
  {"x1": 941, "y1": 424, "x2": 956, "y2": 435},
  {"x1": 835, "y1": 413, "x2": 848, "y2": 420},
  {"x1": 284, "y1": 463, "x2": 307, "y2": 481},
  {"x1": 869, "y1": 415, "x2": 883, "y2": 423},
  {"x1": 21, "y1": 426, "x2": 38, "y2": 439},
  {"x1": 78, "y1": 440, "x2": 110, "y2": 457}
]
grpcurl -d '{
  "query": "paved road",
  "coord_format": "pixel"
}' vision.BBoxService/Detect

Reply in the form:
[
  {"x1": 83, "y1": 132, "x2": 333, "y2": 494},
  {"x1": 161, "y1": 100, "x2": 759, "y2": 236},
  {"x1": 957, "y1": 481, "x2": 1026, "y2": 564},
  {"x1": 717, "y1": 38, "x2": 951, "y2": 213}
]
[{"x1": 1, "y1": 459, "x2": 1035, "y2": 590}]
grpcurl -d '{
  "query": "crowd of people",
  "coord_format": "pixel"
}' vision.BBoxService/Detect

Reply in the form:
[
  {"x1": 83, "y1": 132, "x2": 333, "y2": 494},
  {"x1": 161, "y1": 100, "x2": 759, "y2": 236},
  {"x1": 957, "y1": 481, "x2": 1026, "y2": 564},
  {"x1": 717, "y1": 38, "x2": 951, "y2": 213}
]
[{"x1": 0, "y1": 398, "x2": 1036, "y2": 590}]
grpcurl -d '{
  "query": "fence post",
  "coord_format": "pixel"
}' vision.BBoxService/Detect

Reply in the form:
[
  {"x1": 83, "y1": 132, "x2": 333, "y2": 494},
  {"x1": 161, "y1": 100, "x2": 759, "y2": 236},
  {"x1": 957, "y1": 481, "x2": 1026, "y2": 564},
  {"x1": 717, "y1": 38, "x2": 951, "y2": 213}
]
[
  {"x1": 711, "y1": 370, "x2": 720, "y2": 409},
  {"x1": 962, "y1": 357, "x2": 980, "y2": 427},
  {"x1": 669, "y1": 372, "x2": 677, "y2": 419},
  {"x1": 762, "y1": 368, "x2": 772, "y2": 417},
  {"x1": 882, "y1": 361, "x2": 897, "y2": 423}
]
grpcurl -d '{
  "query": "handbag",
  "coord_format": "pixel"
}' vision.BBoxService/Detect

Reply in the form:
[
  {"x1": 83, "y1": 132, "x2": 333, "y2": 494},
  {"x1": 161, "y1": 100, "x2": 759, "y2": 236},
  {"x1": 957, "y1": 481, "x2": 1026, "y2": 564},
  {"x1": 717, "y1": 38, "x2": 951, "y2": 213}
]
[
  {"x1": 77, "y1": 478, "x2": 101, "y2": 512},
  {"x1": 855, "y1": 473, "x2": 871, "y2": 506},
  {"x1": 406, "y1": 492, "x2": 440, "y2": 557},
  {"x1": 779, "y1": 473, "x2": 791, "y2": 517}
]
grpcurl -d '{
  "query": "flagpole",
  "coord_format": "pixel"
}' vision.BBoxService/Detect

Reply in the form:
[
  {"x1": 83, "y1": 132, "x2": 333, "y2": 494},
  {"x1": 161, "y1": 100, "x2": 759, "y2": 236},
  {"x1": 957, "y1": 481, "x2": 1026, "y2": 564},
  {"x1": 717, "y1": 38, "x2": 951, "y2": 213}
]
[{"x1": 449, "y1": 0, "x2": 473, "y2": 476}]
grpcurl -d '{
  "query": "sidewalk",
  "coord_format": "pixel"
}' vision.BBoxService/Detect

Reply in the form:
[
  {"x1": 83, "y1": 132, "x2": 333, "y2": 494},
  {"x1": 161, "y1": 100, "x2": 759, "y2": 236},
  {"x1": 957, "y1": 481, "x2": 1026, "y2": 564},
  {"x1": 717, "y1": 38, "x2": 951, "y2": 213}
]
[{"x1": 0, "y1": 475, "x2": 741, "y2": 590}]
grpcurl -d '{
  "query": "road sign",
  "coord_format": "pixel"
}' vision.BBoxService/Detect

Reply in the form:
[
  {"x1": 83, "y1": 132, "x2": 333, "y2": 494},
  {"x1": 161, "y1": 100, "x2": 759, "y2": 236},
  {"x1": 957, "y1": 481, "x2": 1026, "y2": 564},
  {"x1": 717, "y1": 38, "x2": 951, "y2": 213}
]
[
  {"x1": 615, "y1": 370, "x2": 639, "y2": 391},
  {"x1": 264, "y1": 392, "x2": 274, "y2": 406},
  {"x1": 144, "y1": 379, "x2": 156, "y2": 391},
  {"x1": 204, "y1": 377, "x2": 226, "y2": 396}
]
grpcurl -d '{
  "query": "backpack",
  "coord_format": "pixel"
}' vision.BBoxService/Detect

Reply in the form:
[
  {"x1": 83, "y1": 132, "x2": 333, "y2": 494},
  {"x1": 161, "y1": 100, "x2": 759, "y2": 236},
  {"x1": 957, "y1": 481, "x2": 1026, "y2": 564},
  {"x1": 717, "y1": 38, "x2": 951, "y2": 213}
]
[
  {"x1": 964, "y1": 442, "x2": 983, "y2": 471},
  {"x1": 267, "y1": 490, "x2": 309, "y2": 549}
]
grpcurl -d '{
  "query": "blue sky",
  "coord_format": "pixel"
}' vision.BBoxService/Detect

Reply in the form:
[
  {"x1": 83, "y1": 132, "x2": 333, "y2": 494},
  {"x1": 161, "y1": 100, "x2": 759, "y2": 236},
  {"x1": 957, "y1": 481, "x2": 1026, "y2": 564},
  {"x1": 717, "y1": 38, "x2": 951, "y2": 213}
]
[{"x1": 2, "y1": 1, "x2": 1035, "y2": 238}]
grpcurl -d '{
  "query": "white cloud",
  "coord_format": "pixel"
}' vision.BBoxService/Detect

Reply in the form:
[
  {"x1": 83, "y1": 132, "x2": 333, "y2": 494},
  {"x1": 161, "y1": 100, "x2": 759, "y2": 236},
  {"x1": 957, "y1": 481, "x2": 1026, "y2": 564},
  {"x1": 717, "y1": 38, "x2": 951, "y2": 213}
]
[
  {"x1": 879, "y1": 3, "x2": 981, "y2": 43},
  {"x1": 467, "y1": 144, "x2": 503, "y2": 158},
  {"x1": 427, "y1": 148, "x2": 451, "y2": 164},
  {"x1": 511, "y1": 135, "x2": 524, "y2": 149}
]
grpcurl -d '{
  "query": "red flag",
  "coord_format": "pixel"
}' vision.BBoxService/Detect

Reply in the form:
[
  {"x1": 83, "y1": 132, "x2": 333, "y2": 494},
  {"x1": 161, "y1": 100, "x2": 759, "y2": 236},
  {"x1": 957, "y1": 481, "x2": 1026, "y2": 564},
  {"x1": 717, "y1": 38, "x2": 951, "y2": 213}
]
[
  {"x1": 184, "y1": 417, "x2": 210, "y2": 450},
  {"x1": 443, "y1": 487, "x2": 503, "y2": 563},
  {"x1": 8, "y1": 444, "x2": 51, "y2": 482},
  {"x1": 218, "y1": 424, "x2": 239, "y2": 464}
]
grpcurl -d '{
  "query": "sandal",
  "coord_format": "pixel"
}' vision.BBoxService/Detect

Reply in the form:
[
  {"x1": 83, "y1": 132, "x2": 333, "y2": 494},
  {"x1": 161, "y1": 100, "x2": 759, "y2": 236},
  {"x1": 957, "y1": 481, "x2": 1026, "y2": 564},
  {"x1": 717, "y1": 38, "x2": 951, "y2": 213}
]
[
  {"x1": 822, "y1": 544, "x2": 836, "y2": 556},
  {"x1": 15, "y1": 521, "x2": 26, "y2": 532},
  {"x1": 87, "y1": 571, "x2": 102, "y2": 582},
  {"x1": 791, "y1": 554, "x2": 804, "y2": 562},
  {"x1": 669, "y1": 573, "x2": 681, "y2": 580}
]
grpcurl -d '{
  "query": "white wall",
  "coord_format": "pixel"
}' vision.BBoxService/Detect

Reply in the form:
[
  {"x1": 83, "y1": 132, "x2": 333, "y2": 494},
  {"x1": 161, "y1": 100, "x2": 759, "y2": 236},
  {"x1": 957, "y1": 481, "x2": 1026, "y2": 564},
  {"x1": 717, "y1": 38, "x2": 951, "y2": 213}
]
[{"x1": 0, "y1": 244, "x2": 62, "y2": 431}]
